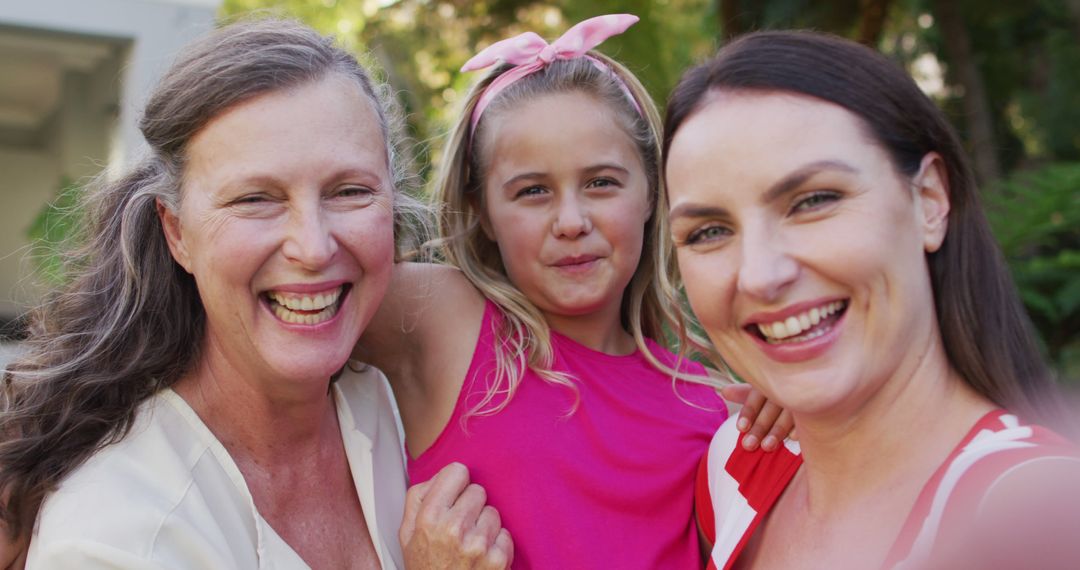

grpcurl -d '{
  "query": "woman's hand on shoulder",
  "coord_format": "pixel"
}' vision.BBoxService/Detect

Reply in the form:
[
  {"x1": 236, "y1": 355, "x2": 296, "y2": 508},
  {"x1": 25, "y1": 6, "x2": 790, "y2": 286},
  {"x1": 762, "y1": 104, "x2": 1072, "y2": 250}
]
[
  {"x1": 399, "y1": 462, "x2": 513, "y2": 570},
  {"x1": 720, "y1": 383, "x2": 795, "y2": 453}
]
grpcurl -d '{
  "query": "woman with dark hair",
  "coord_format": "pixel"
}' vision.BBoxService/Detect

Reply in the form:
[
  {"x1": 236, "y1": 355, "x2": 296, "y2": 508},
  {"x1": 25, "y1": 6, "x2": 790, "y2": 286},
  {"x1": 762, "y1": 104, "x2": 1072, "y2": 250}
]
[
  {"x1": 663, "y1": 31, "x2": 1080, "y2": 569},
  {"x1": 0, "y1": 19, "x2": 510, "y2": 569}
]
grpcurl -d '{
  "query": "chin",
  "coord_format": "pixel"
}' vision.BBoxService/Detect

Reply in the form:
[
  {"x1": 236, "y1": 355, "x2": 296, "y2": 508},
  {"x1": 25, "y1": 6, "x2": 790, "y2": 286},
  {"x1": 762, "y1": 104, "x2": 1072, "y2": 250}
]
[{"x1": 276, "y1": 356, "x2": 350, "y2": 383}]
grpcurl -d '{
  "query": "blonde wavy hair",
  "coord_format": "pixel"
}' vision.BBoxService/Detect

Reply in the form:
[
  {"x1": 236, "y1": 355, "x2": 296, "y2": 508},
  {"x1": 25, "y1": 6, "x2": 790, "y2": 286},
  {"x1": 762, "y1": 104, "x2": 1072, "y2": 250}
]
[{"x1": 432, "y1": 52, "x2": 722, "y2": 417}]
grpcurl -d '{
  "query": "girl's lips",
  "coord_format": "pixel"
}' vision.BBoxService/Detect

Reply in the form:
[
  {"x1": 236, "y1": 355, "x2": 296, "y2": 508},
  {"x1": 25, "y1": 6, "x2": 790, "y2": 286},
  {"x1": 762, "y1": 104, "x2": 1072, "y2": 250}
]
[
  {"x1": 552, "y1": 254, "x2": 601, "y2": 267},
  {"x1": 551, "y1": 255, "x2": 602, "y2": 275}
]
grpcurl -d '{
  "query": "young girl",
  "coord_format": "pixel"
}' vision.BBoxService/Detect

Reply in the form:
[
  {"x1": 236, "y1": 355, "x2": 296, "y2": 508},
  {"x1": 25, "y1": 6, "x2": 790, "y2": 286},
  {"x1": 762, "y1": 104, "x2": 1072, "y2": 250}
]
[{"x1": 360, "y1": 14, "x2": 791, "y2": 569}]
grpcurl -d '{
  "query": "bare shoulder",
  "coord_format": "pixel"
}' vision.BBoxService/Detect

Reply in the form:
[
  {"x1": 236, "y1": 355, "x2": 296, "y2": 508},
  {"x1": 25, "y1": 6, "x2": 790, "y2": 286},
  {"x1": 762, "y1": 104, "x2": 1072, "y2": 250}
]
[
  {"x1": 383, "y1": 262, "x2": 486, "y2": 350},
  {"x1": 357, "y1": 262, "x2": 485, "y2": 373},
  {"x1": 964, "y1": 452, "x2": 1080, "y2": 567},
  {"x1": 979, "y1": 453, "x2": 1080, "y2": 514}
]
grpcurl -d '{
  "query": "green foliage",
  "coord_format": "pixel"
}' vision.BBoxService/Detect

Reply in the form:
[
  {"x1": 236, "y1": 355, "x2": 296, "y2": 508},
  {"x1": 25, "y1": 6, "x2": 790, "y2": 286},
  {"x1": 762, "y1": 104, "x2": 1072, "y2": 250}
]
[
  {"x1": 219, "y1": 0, "x2": 716, "y2": 180},
  {"x1": 202, "y1": 0, "x2": 1080, "y2": 383},
  {"x1": 985, "y1": 162, "x2": 1080, "y2": 378},
  {"x1": 25, "y1": 178, "x2": 83, "y2": 285}
]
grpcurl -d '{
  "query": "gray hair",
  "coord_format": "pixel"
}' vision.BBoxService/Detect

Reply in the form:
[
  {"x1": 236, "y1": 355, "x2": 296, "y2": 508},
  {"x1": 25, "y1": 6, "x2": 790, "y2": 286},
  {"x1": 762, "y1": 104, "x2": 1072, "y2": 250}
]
[{"x1": 0, "y1": 18, "x2": 423, "y2": 537}]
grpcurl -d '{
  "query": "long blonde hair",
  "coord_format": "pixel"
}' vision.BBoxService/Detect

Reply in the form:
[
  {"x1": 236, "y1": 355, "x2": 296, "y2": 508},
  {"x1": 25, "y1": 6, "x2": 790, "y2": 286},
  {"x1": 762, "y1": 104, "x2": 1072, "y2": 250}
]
[{"x1": 433, "y1": 53, "x2": 720, "y2": 417}]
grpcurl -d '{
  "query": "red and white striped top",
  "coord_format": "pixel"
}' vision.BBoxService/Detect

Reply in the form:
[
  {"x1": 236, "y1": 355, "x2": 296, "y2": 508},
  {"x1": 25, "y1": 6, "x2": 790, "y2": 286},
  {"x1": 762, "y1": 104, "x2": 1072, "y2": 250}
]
[{"x1": 696, "y1": 410, "x2": 1077, "y2": 570}]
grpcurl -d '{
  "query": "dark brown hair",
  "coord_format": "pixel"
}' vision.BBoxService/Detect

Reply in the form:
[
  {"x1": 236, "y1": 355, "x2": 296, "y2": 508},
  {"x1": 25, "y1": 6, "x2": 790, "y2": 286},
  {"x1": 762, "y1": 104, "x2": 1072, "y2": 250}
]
[{"x1": 662, "y1": 30, "x2": 1067, "y2": 428}]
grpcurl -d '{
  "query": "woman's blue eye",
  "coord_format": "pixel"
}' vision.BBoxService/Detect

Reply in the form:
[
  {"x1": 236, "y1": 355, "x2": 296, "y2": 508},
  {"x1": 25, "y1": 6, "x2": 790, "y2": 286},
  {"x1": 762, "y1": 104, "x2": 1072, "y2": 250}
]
[{"x1": 793, "y1": 191, "x2": 840, "y2": 212}]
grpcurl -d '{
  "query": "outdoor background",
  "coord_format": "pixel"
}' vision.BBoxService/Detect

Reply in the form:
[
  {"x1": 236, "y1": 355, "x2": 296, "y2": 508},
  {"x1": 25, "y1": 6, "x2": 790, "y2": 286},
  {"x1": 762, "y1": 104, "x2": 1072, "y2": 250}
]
[
  {"x1": 4, "y1": 0, "x2": 1078, "y2": 385},
  {"x1": 217, "y1": 0, "x2": 1080, "y2": 381}
]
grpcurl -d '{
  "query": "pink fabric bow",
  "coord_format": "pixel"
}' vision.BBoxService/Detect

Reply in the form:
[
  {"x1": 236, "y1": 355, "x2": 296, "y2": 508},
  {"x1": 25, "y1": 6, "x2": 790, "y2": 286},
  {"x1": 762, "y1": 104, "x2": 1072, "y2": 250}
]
[{"x1": 461, "y1": 14, "x2": 641, "y2": 134}]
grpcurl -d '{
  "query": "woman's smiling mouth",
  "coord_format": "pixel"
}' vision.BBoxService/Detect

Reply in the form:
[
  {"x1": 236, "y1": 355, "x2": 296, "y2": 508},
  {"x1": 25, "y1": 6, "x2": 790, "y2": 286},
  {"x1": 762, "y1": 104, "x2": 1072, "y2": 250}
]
[
  {"x1": 264, "y1": 284, "x2": 350, "y2": 325},
  {"x1": 747, "y1": 299, "x2": 849, "y2": 345}
]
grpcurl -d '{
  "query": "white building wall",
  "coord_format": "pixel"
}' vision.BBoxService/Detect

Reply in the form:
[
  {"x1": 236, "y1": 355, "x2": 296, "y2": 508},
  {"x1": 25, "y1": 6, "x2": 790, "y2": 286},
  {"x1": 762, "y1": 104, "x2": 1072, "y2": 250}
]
[
  {"x1": 1, "y1": 0, "x2": 221, "y2": 170},
  {"x1": 0, "y1": 0, "x2": 221, "y2": 329}
]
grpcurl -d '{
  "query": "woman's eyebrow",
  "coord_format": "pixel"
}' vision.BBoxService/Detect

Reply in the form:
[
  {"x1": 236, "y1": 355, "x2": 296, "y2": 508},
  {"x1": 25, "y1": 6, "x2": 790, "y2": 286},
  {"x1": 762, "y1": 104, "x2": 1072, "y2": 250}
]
[
  {"x1": 761, "y1": 159, "x2": 859, "y2": 204},
  {"x1": 668, "y1": 203, "x2": 729, "y2": 222}
]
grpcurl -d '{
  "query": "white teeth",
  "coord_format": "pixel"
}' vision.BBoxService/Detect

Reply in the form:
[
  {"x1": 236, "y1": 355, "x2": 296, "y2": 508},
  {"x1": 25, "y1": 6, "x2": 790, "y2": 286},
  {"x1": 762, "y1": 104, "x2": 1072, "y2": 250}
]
[
  {"x1": 757, "y1": 300, "x2": 847, "y2": 343},
  {"x1": 268, "y1": 286, "x2": 343, "y2": 312},
  {"x1": 272, "y1": 300, "x2": 340, "y2": 325},
  {"x1": 267, "y1": 286, "x2": 344, "y2": 325},
  {"x1": 784, "y1": 317, "x2": 800, "y2": 337}
]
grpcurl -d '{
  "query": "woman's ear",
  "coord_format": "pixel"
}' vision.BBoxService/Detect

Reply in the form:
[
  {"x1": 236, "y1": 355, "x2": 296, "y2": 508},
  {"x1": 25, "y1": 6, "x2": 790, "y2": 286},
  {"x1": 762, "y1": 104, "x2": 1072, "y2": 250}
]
[
  {"x1": 913, "y1": 152, "x2": 951, "y2": 253},
  {"x1": 156, "y1": 199, "x2": 193, "y2": 273}
]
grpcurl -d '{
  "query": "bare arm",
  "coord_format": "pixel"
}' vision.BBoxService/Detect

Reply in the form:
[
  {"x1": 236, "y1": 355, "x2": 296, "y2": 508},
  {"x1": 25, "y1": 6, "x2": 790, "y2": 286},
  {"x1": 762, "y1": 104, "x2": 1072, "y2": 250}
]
[
  {"x1": 355, "y1": 262, "x2": 482, "y2": 387},
  {"x1": 355, "y1": 262, "x2": 486, "y2": 456}
]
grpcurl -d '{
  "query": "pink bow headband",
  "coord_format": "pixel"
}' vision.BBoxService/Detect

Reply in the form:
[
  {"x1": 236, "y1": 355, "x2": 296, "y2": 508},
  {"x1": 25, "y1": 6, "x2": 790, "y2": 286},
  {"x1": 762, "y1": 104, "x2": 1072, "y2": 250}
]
[{"x1": 460, "y1": 14, "x2": 643, "y2": 136}]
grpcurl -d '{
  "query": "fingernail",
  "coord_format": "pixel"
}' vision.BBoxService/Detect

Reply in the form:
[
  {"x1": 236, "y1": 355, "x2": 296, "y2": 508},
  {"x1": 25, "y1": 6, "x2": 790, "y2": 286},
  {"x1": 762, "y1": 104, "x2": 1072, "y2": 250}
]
[
  {"x1": 737, "y1": 417, "x2": 750, "y2": 432},
  {"x1": 762, "y1": 436, "x2": 777, "y2": 451},
  {"x1": 743, "y1": 434, "x2": 758, "y2": 450}
]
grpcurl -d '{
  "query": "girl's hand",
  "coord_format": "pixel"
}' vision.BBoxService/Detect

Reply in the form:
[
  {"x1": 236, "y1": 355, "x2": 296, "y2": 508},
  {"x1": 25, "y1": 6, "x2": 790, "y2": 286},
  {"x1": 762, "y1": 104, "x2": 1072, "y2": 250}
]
[
  {"x1": 720, "y1": 384, "x2": 796, "y2": 452},
  {"x1": 399, "y1": 462, "x2": 513, "y2": 569}
]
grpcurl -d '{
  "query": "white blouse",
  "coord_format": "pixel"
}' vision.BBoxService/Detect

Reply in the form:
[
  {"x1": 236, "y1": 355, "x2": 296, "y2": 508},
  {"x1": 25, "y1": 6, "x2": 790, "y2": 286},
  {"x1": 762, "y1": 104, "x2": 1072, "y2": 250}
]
[{"x1": 27, "y1": 364, "x2": 408, "y2": 569}]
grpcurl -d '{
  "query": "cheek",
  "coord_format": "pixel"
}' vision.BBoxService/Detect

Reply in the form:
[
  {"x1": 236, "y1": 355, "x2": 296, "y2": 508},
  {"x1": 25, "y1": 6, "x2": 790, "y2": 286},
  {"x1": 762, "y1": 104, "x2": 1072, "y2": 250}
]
[
  {"x1": 488, "y1": 207, "x2": 543, "y2": 275},
  {"x1": 603, "y1": 196, "x2": 650, "y2": 254},
  {"x1": 808, "y1": 203, "x2": 923, "y2": 287},
  {"x1": 678, "y1": 250, "x2": 735, "y2": 331},
  {"x1": 190, "y1": 217, "x2": 270, "y2": 285},
  {"x1": 343, "y1": 209, "x2": 397, "y2": 274}
]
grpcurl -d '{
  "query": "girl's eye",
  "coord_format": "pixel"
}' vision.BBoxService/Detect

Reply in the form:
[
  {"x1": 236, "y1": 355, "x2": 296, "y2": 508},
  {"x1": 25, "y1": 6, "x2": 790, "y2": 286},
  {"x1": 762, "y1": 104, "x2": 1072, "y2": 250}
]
[
  {"x1": 587, "y1": 177, "x2": 619, "y2": 189},
  {"x1": 685, "y1": 224, "x2": 732, "y2": 245},
  {"x1": 792, "y1": 191, "x2": 840, "y2": 213},
  {"x1": 515, "y1": 185, "x2": 547, "y2": 198}
]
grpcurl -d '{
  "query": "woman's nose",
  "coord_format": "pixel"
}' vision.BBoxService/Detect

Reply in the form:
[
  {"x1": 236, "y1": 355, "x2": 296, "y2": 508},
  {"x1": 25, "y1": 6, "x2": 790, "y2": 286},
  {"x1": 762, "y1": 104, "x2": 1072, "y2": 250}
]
[
  {"x1": 281, "y1": 206, "x2": 338, "y2": 270},
  {"x1": 736, "y1": 226, "x2": 799, "y2": 302}
]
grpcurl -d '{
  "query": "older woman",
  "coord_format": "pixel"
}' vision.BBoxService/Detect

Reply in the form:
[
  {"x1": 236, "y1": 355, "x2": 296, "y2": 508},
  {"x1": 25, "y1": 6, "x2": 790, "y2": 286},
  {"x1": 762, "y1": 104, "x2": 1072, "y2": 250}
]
[
  {"x1": 663, "y1": 31, "x2": 1080, "y2": 569},
  {"x1": 0, "y1": 20, "x2": 509, "y2": 569}
]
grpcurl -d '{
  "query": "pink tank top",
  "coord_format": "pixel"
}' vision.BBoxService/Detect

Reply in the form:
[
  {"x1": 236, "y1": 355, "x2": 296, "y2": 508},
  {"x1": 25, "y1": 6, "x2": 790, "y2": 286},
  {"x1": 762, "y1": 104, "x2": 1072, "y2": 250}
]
[{"x1": 408, "y1": 300, "x2": 728, "y2": 568}]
